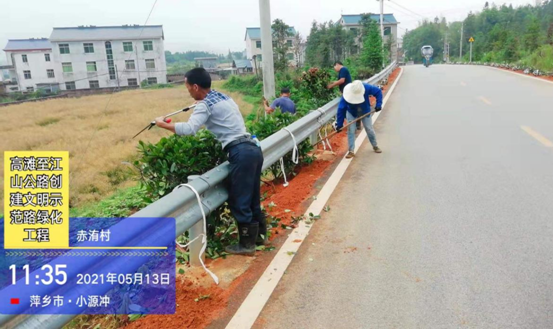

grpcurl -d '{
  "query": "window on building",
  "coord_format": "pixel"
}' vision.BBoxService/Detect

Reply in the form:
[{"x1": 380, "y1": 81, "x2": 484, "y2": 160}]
[
  {"x1": 84, "y1": 43, "x2": 95, "y2": 53},
  {"x1": 26, "y1": 87, "x2": 34, "y2": 92},
  {"x1": 143, "y1": 41, "x2": 153, "y2": 51},
  {"x1": 59, "y1": 44, "x2": 70, "y2": 54},
  {"x1": 47, "y1": 69, "x2": 55, "y2": 78},
  {"x1": 10, "y1": 87, "x2": 19, "y2": 91},
  {"x1": 256, "y1": 54, "x2": 262, "y2": 61},
  {"x1": 286, "y1": 53, "x2": 294, "y2": 60},
  {"x1": 86, "y1": 61, "x2": 97, "y2": 72},
  {"x1": 256, "y1": 41, "x2": 262, "y2": 49},
  {"x1": 147, "y1": 77, "x2": 158, "y2": 85},
  {"x1": 24, "y1": 70, "x2": 32, "y2": 79},
  {"x1": 62, "y1": 62, "x2": 73, "y2": 73},
  {"x1": 65, "y1": 82, "x2": 76, "y2": 90},
  {"x1": 123, "y1": 42, "x2": 133, "y2": 52},
  {"x1": 128, "y1": 78, "x2": 138, "y2": 86},
  {"x1": 350, "y1": 28, "x2": 358, "y2": 34},
  {"x1": 45, "y1": 53, "x2": 51, "y2": 62},
  {"x1": 145, "y1": 59, "x2": 155, "y2": 69},
  {"x1": 125, "y1": 60, "x2": 136, "y2": 70},
  {"x1": 22, "y1": 54, "x2": 28, "y2": 63},
  {"x1": 384, "y1": 27, "x2": 391, "y2": 36},
  {"x1": 89, "y1": 80, "x2": 100, "y2": 89},
  {"x1": 287, "y1": 40, "x2": 292, "y2": 47},
  {"x1": 105, "y1": 41, "x2": 116, "y2": 80}
]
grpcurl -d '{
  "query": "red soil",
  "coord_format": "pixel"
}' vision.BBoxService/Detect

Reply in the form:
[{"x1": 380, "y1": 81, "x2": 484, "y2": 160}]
[{"x1": 120, "y1": 67, "x2": 402, "y2": 329}]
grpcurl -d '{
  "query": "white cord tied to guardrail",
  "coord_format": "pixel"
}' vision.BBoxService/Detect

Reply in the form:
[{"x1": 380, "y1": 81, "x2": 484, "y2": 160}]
[
  {"x1": 318, "y1": 124, "x2": 333, "y2": 152},
  {"x1": 280, "y1": 128, "x2": 299, "y2": 187},
  {"x1": 173, "y1": 183, "x2": 219, "y2": 285}
]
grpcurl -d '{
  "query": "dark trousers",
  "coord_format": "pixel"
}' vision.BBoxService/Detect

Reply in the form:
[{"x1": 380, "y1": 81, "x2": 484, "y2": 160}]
[{"x1": 227, "y1": 142, "x2": 264, "y2": 224}]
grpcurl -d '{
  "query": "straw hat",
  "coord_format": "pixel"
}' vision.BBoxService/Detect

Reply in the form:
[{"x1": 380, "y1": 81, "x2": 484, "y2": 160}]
[{"x1": 343, "y1": 80, "x2": 365, "y2": 104}]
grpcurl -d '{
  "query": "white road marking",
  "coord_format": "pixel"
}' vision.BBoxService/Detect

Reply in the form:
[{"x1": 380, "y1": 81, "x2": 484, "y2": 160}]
[
  {"x1": 486, "y1": 66, "x2": 553, "y2": 86},
  {"x1": 225, "y1": 68, "x2": 405, "y2": 329}
]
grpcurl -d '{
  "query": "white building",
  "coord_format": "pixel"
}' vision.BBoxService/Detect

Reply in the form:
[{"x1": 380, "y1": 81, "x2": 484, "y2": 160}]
[
  {"x1": 339, "y1": 14, "x2": 399, "y2": 61},
  {"x1": 2, "y1": 38, "x2": 59, "y2": 93},
  {"x1": 244, "y1": 27, "x2": 297, "y2": 69},
  {"x1": 49, "y1": 25, "x2": 166, "y2": 91}
]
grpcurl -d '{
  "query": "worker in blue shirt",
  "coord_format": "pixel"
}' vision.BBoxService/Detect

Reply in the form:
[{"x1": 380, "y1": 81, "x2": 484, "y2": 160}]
[
  {"x1": 263, "y1": 88, "x2": 296, "y2": 114},
  {"x1": 335, "y1": 80, "x2": 383, "y2": 158},
  {"x1": 327, "y1": 61, "x2": 352, "y2": 93}
]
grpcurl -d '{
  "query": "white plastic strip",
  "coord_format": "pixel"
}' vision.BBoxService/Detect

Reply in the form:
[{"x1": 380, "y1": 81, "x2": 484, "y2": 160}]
[
  {"x1": 225, "y1": 66, "x2": 404, "y2": 329},
  {"x1": 173, "y1": 183, "x2": 219, "y2": 285}
]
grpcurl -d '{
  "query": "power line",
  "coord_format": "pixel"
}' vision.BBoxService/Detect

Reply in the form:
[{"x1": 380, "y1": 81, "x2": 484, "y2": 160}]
[
  {"x1": 387, "y1": 2, "x2": 424, "y2": 21},
  {"x1": 70, "y1": 0, "x2": 161, "y2": 195},
  {"x1": 389, "y1": 0, "x2": 426, "y2": 18}
]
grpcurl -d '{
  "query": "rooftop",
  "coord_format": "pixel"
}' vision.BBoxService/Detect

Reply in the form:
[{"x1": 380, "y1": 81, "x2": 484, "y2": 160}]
[
  {"x1": 234, "y1": 59, "x2": 253, "y2": 69},
  {"x1": 245, "y1": 27, "x2": 297, "y2": 40},
  {"x1": 50, "y1": 25, "x2": 164, "y2": 42},
  {"x1": 341, "y1": 14, "x2": 398, "y2": 25},
  {"x1": 3, "y1": 38, "x2": 52, "y2": 52}
]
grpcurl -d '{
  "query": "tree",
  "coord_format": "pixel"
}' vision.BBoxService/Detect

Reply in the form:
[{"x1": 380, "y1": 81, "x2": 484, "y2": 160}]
[
  {"x1": 292, "y1": 32, "x2": 304, "y2": 68},
  {"x1": 359, "y1": 15, "x2": 384, "y2": 71},
  {"x1": 227, "y1": 49, "x2": 233, "y2": 61},
  {"x1": 272, "y1": 19, "x2": 293, "y2": 72},
  {"x1": 524, "y1": 16, "x2": 541, "y2": 52}
]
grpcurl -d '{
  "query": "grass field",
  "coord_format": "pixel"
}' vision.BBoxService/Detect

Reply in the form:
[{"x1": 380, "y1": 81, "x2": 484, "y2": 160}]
[{"x1": 0, "y1": 82, "x2": 253, "y2": 212}]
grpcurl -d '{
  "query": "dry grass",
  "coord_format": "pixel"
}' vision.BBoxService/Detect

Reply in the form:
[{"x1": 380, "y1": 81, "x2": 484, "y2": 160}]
[{"x1": 0, "y1": 82, "x2": 253, "y2": 211}]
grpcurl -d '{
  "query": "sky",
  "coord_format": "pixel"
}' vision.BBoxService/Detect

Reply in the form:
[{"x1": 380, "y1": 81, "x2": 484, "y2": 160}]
[{"x1": 0, "y1": 0, "x2": 536, "y2": 62}]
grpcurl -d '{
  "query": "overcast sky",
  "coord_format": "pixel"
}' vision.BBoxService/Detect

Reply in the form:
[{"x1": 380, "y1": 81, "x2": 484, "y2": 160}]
[{"x1": 1, "y1": 0, "x2": 535, "y2": 61}]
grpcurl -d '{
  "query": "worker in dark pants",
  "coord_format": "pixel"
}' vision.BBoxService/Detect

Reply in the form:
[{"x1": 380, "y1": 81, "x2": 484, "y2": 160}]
[{"x1": 155, "y1": 68, "x2": 266, "y2": 256}]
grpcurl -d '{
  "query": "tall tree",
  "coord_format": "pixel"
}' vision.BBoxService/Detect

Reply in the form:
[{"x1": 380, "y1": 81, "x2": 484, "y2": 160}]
[
  {"x1": 272, "y1": 19, "x2": 293, "y2": 72},
  {"x1": 359, "y1": 15, "x2": 384, "y2": 71},
  {"x1": 292, "y1": 32, "x2": 304, "y2": 68}
]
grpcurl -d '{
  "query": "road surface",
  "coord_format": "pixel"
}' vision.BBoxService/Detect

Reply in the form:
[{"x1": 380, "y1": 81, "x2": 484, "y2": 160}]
[{"x1": 255, "y1": 65, "x2": 553, "y2": 328}]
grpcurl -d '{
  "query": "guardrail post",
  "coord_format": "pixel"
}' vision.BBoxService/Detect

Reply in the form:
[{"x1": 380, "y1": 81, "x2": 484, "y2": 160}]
[
  {"x1": 187, "y1": 175, "x2": 205, "y2": 267},
  {"x1": 309, "y1": 130, "x2": 319, "y2": 145}
]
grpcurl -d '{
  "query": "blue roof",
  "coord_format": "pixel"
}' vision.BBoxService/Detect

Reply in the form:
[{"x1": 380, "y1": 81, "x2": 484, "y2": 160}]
[
  {"x1": 3, "y1": 38, "x2": 52, "y2": 51},
  {"x1": 341, "y1": 14, "x2": 398, "y2": 25},
  {"x1": 234, "y1": 59, "x2": 252, "y2": 69},
  {"x1": 245, "y1": 27, "x2": 297, "y2": 40}
]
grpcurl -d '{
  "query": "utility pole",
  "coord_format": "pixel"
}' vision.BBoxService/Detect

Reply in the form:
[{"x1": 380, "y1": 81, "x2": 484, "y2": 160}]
[
  {"x1": 115, "y1": 65, "x2": 120, "y2": 88},
  {"x1": 258, "y1": 0, "x2": 276, "y2": 104},
  {"x1": 379, "y1": 0, "x2": 384, "y2": 40},
  {"x1": 469, "y1": 40, "x2": 473, "y2": 63},
  {"x1": 135, "y1": 45, "x2": 141, "y2": 88},
  {"x1": 460, "y1": 22, "x2": 464, "y2": 59}
]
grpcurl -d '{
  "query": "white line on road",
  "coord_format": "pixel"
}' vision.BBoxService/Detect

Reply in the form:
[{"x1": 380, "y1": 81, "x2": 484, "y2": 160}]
[
  {"x1": 486, "y1": 66, "x2": 553, "y2": 86},
  {"x1": 225, "y1": 68, "x2": 405, "y2": 329},
  {"x1": 521, "y1": 126, "x2": 553, "y2": 148}
]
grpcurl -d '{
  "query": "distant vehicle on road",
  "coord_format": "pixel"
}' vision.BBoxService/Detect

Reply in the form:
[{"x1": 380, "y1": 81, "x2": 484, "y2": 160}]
[{"x1": 421, "y1": 45, "x2": 434, "y2": 67}]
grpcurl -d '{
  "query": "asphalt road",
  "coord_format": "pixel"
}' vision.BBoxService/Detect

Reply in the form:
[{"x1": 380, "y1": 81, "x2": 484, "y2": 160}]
[{"x1": 256, "y1": 65, "x2": 553, "y2": 328}]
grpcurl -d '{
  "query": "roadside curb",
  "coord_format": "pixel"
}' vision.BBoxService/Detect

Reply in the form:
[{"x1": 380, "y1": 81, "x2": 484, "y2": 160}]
[{"x1": 225, "y1": 67, "x2": 405, "y2": 329}]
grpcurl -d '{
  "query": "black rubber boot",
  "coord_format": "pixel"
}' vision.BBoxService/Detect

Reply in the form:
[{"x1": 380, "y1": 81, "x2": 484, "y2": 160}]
[
  {"x1": 225, "y1": 222, "x2": 258, "y2": 256},
  {"x1": 256, "y1": 214, "x2": 270, "y2": 246}
]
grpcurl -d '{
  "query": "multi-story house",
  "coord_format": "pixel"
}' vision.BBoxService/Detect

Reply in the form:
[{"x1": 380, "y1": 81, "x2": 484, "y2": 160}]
[
  {"x1": 2, "y1": 38, "x2": 58, "y2": 93},
  {"x1": 49, "y1": 25, "x2": 167, "y2": 91},
  {"x1": 244, "y1": 27, "x2": 297, "y2": 69},
  {"x1": 339, "y1": 14, "x2": 399, "y2": 61}
]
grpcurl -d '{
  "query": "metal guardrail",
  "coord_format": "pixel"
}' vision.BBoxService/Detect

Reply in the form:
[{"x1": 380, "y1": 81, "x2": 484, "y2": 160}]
[{"x1": 1, "y1": 61, "x2": 397, "y2": 329}]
